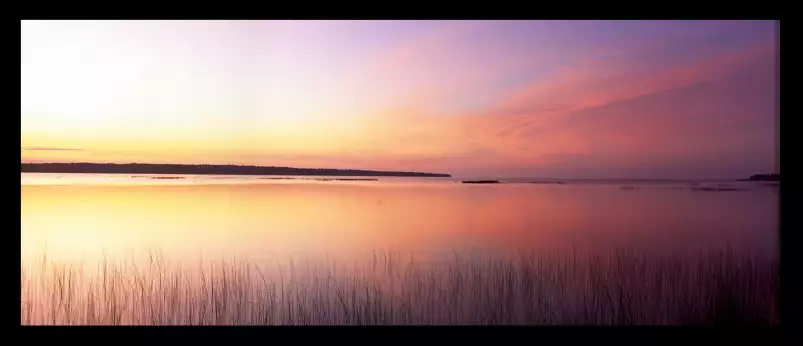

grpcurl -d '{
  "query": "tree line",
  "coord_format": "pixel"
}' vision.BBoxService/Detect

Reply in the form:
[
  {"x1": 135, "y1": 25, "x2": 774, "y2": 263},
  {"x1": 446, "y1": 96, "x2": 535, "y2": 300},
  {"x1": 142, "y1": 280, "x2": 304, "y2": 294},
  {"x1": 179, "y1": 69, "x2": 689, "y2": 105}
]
[{"x1": 21, "y1": 162, "x2": 452, "y2": 177}]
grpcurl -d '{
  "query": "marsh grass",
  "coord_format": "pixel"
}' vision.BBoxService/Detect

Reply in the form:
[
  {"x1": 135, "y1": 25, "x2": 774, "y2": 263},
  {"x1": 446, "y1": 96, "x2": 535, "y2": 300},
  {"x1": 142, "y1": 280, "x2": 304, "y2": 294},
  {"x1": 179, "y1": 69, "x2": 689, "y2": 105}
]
[{"x1": 21, "y1": 248, "x2": 778, "y2": 325}]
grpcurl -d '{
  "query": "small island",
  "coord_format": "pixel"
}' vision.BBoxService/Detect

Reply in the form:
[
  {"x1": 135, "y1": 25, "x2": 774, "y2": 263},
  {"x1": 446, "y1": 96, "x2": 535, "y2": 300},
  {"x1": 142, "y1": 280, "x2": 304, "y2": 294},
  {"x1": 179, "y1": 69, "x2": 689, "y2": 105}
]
[
  {"x1": 739, "y1": 174, "x2": 780, "y2": 182},
  {"x1": 21, "y1": 162, "x2": 451, "y2": 178}
]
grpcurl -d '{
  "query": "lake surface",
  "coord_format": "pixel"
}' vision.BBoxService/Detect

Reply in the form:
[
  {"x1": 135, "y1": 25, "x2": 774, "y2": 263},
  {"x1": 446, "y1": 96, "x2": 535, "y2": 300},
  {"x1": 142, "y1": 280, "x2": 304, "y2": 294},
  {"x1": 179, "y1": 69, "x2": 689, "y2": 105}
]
[
  {"x1": 21, "y1": 173, "x2": 779, "y2": 265},
  {"x1": 20, "y1": 173, "x2": 780, "y2": 325}
]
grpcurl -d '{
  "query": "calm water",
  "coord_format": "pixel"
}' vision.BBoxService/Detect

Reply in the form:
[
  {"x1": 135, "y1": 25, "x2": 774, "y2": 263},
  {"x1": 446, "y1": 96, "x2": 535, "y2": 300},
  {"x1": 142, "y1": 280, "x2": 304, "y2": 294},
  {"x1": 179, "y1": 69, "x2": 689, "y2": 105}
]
[
  {"x1": 20, "y1": 173, "x2": 780, "y2": 324},
  {"x1": 21, "y1": 173, "x2": 779, "y2": 265}
]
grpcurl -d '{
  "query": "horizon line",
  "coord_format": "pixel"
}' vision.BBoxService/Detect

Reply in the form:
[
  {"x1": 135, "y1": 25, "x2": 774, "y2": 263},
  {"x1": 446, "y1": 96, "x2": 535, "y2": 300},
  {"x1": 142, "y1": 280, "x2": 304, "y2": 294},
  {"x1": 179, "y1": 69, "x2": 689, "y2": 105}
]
[
  {"x1": 21, "y1": 161, "x2": 452, "y2": 176},
  {"x1": 22, "y1": 161, "x2": 776, "y2": 181}
]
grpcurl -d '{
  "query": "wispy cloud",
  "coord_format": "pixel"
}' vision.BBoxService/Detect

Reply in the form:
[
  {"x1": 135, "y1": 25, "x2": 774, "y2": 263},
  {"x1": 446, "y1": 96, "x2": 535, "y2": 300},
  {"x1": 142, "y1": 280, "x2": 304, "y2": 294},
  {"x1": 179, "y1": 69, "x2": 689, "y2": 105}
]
[{"x1": 20, "y1": 21, "x2": 778, "y2": 178}]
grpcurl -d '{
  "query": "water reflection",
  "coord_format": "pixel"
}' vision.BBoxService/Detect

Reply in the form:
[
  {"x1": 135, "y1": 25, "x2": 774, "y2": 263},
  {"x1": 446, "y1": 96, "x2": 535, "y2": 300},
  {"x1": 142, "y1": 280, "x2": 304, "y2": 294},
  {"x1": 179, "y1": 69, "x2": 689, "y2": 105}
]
[
  {"x1": 21, "y1": 174, "x2": 778, "y2": 265},
  {"x1": 20, "y1": 173, "x2": 779, "y2": 325}
]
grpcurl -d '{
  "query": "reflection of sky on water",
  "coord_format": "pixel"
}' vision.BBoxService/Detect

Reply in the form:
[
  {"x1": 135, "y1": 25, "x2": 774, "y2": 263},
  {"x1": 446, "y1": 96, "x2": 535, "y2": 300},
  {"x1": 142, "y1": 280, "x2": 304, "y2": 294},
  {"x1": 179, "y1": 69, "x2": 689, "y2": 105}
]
[{"x1": 21, "y1": 173, "x2": 778, "y2": 268}]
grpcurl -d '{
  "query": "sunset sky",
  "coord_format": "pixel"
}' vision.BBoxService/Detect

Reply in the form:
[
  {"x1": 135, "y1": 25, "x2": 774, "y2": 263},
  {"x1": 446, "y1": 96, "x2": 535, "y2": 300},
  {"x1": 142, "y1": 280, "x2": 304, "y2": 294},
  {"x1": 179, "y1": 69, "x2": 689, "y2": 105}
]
[{"x1": 21, "y1": 20, "x2": 778, "y2": 178}]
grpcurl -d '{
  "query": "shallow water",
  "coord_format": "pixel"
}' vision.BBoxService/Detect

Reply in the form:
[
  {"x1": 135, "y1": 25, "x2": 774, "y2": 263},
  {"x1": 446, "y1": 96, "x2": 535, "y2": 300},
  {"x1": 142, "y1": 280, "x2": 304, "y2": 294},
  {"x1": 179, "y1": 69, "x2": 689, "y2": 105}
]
[
  {"x1": 21, "y1": 173, "x2": 778, "y2": 265},
  {"x1": 20, "y1": 173, "x2": 780, "y2": 325}
]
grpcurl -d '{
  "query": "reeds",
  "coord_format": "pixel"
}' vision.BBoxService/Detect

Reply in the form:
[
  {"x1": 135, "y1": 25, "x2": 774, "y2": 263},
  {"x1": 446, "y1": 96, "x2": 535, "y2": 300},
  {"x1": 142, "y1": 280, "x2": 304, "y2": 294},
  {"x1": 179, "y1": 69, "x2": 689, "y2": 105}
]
[{"x1": 20, "y1": 247, "x2": 778, "y2": 325}]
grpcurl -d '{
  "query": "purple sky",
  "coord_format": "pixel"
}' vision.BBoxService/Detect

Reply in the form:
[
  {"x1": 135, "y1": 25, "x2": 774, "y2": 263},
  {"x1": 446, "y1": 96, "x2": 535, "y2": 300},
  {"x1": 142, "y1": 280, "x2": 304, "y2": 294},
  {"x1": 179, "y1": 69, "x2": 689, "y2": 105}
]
[{"x1": 21, "y1": 20, "x2": 778, "y2": 178}]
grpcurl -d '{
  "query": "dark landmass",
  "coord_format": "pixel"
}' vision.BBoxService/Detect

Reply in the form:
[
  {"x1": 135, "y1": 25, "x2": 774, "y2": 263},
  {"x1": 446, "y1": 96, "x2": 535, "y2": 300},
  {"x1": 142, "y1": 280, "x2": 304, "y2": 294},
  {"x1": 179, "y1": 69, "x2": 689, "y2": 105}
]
[
  {"x1": 22, "y1": 163, "x2": 451, "y2": 178},
  {"x1": 691, "y1": 186, "x2": 745, "y2": 192},
  {"x1": 462, "y1": 180, "x2": 501, "y2": 184},
  {"x1": 739, "y1": 174, "x2": 780, "y2": 182},
  {"x1": 529, "y1": 181, "x2": 566, "y2": 185}
]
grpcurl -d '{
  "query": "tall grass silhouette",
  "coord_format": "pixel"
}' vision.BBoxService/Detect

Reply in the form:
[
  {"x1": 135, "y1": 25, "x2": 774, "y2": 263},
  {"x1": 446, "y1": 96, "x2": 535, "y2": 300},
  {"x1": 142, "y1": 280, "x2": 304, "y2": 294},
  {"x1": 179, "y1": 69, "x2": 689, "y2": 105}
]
[{"x1": 21, "y1": 248, "x2": 778, "y2": 325}]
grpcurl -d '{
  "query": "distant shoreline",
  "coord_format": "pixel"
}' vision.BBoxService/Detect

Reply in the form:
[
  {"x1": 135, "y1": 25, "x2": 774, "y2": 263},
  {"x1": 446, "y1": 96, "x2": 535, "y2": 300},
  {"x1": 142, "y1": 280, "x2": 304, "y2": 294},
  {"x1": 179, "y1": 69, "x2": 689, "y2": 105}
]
[
  {"x1": 739, "y1": 173, "x2": 780, "y2": 182},
  {"x1": 20, "y1": 162, "x2": 451, "y2": 178}
]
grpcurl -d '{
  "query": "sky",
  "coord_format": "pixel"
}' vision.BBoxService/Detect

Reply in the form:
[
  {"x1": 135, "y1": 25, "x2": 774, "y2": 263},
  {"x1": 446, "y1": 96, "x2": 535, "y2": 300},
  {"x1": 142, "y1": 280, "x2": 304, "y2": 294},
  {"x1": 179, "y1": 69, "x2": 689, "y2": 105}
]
[{"x1": 21, "y1": 20, "x2": 778, "y2": 179}]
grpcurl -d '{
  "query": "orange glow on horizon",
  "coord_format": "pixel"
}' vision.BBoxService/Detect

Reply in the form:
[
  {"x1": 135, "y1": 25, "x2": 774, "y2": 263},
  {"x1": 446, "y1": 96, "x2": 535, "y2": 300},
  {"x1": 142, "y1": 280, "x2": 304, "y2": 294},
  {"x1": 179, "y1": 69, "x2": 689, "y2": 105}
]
[{"x1": 21, "y1": 20, "x2": 778, "y2": 178}]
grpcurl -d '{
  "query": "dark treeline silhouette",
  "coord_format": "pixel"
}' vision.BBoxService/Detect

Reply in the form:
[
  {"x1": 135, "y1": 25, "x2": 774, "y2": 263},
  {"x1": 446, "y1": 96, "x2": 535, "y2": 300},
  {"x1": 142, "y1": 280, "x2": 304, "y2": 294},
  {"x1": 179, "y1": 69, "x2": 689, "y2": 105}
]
[
  {"x1": 21, "y1": 162, "x2": 451, "y2": 178},
  {"x1": 736, "y1": 174, "x2": 780, "y2": 182},
  {"x1": 744, "y1": 174, "x2": 780, "y2": 182}
]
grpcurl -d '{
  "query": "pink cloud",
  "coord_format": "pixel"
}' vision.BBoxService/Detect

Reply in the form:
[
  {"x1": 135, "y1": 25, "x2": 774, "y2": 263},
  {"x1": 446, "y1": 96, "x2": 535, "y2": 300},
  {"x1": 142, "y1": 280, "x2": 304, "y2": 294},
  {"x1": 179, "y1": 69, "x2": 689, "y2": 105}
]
[
  {"x1": 345, "y1": 38, "x2": 777, "y2": 177},
  {"x1": 487, "y1": 40, "x2": 776, "y2": 139}
]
